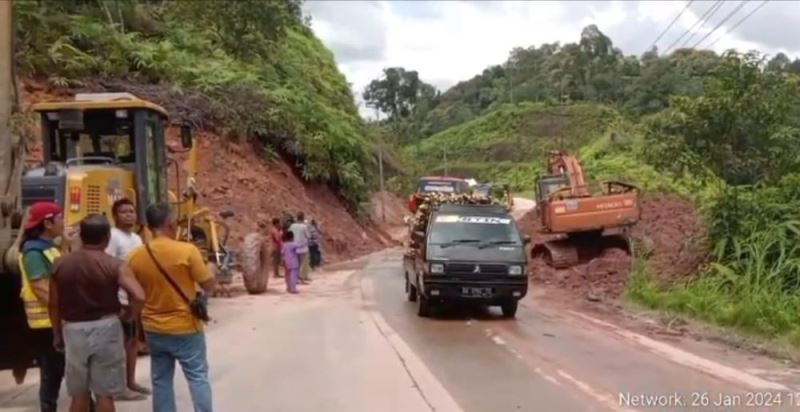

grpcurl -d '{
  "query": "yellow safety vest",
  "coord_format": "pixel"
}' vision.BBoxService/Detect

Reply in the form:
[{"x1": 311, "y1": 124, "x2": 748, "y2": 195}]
[{"x1": 18, "y1": 246, "x2": 60, "y2": 329}]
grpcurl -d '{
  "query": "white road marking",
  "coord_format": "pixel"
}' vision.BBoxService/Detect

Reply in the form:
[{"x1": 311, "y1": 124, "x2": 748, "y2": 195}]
[
  {"x1": 557, "y1": 370, "x2": 640, "y2": 412},
  {"x1": 534, "y1": 368, "x2": 562, "y2": 387},
  {"x1": 361, "y1": 276, "x2": 465, "y2": 412},
  {"x1": 569, "y1": 310, "x2": 791, "y2": 391},
  {"x1": 491, "y1": 335, "x2": 506, "y2": 346}
]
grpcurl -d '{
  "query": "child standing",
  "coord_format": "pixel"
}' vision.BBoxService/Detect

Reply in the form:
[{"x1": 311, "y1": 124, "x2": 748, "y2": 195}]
[{"x1": 282, "y1": 231, "x2": 301, "y2": 294}]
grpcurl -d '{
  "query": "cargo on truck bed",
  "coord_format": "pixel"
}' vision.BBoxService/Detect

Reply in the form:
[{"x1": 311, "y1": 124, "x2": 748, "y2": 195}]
[{"x1": 402, "y1": 194, "x2": 529, "y2": 318}]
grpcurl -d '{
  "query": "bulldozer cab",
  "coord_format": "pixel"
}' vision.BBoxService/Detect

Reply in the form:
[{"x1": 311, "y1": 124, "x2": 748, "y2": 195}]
[{"x1": 29, "y1": 93, "x2": 184, "y2": 224}]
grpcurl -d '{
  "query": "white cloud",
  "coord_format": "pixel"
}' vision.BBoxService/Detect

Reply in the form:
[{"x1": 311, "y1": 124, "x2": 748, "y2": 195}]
[{"x1": 305, "y1": 0, "x2": 800, "y2": 118}]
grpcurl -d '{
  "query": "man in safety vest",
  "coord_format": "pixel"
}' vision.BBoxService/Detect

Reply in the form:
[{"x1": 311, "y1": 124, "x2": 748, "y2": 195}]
[{"x1": 18, "y1": 201, "x2": 66, "y2": 412}]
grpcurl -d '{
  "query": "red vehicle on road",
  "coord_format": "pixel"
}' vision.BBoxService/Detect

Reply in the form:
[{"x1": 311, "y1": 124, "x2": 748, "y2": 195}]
[{"x1": 408, "y1": 176, "x2": 470, "y2": 213}]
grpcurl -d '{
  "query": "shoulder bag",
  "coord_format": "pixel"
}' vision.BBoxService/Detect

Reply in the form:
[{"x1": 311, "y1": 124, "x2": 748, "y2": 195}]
[{"x1": 144, "y1": 242, "x2": 210, "y2": 322}]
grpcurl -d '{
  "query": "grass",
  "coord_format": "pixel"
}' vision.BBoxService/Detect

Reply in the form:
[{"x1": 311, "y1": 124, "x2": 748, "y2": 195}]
[
  {"x1": 404, "y1": 102, "x2": 618, "y2": 189},
  {"x1": 627, "y1": 259, "x2": 800, "y2": 347}
]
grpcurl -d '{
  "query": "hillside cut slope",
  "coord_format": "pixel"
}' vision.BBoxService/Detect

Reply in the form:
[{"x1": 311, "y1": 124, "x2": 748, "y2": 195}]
[{"x1": 406, "y1": 102, "x2": 618, "y2": 188}]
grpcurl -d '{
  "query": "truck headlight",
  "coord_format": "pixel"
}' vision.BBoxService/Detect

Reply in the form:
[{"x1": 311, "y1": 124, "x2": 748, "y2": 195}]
[
  {"x1": 430, "y1": 263, "x2": 444, "y2": 274},
  {"x1": 509, "y1": 265, "x2": 523, "y2": 276}
]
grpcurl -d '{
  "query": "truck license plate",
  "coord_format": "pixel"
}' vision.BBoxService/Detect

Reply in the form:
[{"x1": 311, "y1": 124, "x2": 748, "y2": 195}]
[{"x1": 462, "y1": 287, "x2": 492, "y2": 297}]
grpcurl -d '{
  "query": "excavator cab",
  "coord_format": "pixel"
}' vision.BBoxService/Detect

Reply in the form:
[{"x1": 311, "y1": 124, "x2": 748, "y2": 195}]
[{"x1": 535, "y1": 174, "x2": 570, "y2": 205}]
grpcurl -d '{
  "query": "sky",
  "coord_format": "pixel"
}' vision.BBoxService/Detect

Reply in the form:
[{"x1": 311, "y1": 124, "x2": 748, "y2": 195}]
[{"x1": 303, "y1": 1, "x2": 800, "y2": 117}]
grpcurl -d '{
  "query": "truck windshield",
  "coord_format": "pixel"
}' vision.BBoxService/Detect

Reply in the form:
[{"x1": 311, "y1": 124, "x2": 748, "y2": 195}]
[{"x1": 428, "y1": 214, "x2": 522, "y2": 245}]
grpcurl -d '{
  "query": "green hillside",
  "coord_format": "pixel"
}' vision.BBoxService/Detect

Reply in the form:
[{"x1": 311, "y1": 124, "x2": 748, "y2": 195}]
[
  {"x1": 405, "y1": 102, "x2": 617, "y2": 189},
  {"x1": 14, "y1": 0, "x2": 374, "y2": 210}
]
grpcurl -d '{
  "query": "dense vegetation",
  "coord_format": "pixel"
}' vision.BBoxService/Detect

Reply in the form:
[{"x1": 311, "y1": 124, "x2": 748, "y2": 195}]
[
  {"x1": 372, "y1": 24, "x2": 800, "y2": 345},
  {"x1": 13, "y1": 0, "x2": 376, "y2": 212}
]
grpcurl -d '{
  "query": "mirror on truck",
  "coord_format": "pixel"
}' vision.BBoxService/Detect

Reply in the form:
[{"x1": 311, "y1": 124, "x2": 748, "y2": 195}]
[
  {"x1": 180, "y1": 124, "x2": 193, "y2": 149},
  {"x1": 414, "y1": 231, "x2": 425, "y2": 239},
  {"x1": 523, "y1": 235, "x2": 531, "y2": 245}
]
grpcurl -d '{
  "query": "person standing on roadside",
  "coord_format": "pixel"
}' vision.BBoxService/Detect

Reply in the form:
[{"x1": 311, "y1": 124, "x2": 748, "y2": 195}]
[
  {"x1": 49, "y1": 214, "x2": 146, "y2": 412},
  {"x1": 288, "y1": 212, "x2": 311, "y2": 284},
  {"x1": 17, "y1": 201, "x2": 65, "y2": 412},
  {"x1": 105, "y1": 198, "x2": 151, "y2": 400},
  {"x1": 281, "y1": 231, "x2": 300, "y2": 294},
  {"x1": 270, "y1": 218, "x2": 283, "y2": 278},
  {"x1": 127, "y1": 203, "x2": 217, "y2": 412},
  {"x1": 308, "y1": 219, "x2": 322, "y2": 270}
]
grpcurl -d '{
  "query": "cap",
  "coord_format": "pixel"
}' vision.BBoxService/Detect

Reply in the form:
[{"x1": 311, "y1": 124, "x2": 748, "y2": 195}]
[{"x1": 24, "y1": 202, "x2": 63, "y2": 230}]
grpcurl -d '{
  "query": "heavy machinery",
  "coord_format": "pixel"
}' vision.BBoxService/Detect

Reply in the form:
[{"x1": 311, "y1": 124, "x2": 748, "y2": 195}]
[
  {"x1": 0, "y1": 1, "x2": 268, "y2": 379},
  {"x1": 530, "y1": 150, "x2": 640, "y2": 268}
]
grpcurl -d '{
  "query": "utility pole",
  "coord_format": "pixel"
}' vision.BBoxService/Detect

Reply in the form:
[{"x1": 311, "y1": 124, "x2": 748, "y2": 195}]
[
  {"x1": 443, "y1": 148, "x2": 448, "y2": 177},
  {"x1": 0, "y1": 0, "x2": 23, "y2": 275},
  {"x1": 0, "y1": 0, "x2": 13, "y2": 191},
  {"x1": 378, "y1": 143, "x2": 385, "y2": 223}
]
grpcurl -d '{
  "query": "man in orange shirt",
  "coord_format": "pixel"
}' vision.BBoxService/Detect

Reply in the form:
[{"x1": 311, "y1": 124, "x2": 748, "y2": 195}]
[{"x1": 127, "y1": 203, "x2": 217, "y2": 412}]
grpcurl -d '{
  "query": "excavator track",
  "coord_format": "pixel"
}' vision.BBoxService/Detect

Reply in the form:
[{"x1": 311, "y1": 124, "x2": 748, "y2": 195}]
[
  {"x1": 531, "y1": 230, "x2": 632, "y2": 269},
  {"x1": 536, "y1": 239, "x2": 579, "y2": 269}
]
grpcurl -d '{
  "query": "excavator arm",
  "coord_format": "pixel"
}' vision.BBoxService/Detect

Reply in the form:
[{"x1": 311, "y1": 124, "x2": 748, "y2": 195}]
[{"x1": 546, "y1": 150, "x2": 589, "y2": 197}]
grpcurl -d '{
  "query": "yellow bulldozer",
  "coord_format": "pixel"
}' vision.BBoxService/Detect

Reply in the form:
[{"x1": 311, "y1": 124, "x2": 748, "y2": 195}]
[
  {"x1": 1, "y1": 0, "x2": 269, "y2": 381},
  {"x1": 1, "y1": 91, "x2": 270, "y2": 376}
]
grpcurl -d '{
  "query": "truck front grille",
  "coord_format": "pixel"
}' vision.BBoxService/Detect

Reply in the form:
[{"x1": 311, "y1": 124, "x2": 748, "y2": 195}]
[{"x1": 446, "y1": 263, "x2": 508, "y2": 275}]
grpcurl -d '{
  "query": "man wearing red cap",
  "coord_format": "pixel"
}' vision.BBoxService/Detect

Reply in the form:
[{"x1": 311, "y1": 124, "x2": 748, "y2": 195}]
[{"x1": 17, "y1": 201, "x2": 66, "y2": 412}]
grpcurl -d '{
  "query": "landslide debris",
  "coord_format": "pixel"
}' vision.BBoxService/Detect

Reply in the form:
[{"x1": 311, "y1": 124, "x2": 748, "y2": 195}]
[{"x1": 520, "y1": 195, "x2": 707, "y2": 299}]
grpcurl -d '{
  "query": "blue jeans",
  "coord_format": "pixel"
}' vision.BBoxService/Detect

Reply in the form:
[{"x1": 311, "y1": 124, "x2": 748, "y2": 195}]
[{"x1": 146, "y1": 331, "x2": 212, "y2": 412}]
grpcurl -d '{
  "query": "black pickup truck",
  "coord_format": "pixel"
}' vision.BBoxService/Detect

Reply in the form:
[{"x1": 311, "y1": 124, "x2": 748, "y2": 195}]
[{"x1": 403, "y1": 203, "x2": 530, "y2": 318}]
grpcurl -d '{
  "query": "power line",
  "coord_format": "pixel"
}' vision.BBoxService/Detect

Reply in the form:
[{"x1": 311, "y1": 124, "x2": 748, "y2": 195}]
[
  {"x1": 649, "y1": 0, "x2": 694, "y2": 51},
  {"x1": 705, "y1": 0, "x2": 769, "y2": 49},
  {"x1": 691, "y1": 1, "x2": 748, "y2": 49},
  {"x1": 664, "y1": 0, "x2": 722, "y2": 54},
  {"x1": 681, "y1": 0, "x2": 724, "y2": 48}
]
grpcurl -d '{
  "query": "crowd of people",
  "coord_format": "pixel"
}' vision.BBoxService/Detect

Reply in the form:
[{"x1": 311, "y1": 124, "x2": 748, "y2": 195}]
[
  {"x1": 16, "y1": 200, "x2": 325, "y2": 412},
  {"x1": 270, "y1": 212, "x2": 324, "y2": 293}
]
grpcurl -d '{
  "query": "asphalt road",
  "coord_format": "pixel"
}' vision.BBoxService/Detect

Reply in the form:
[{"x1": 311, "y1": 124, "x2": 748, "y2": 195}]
[
  {"x1": 2, "y1": 197, "x2": 800, "y2": 411},
  {"x1": 3, "y1": 251, "x2": 800, "y2": 412}
]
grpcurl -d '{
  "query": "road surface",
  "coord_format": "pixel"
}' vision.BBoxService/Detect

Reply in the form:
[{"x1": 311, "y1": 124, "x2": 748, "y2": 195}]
[{"x1": 2, "y1": 198, "x2": 800, "y2": 411}]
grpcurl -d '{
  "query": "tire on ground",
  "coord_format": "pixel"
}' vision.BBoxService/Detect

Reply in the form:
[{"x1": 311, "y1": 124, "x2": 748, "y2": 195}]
[{"x1": 241, "y1": 232, "x2": 269, "y2": 294}]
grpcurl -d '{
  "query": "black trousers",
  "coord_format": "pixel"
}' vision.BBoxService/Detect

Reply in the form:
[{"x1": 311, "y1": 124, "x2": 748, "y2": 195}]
[
  {"x1": 309, "y1": 244, "x2": 322, "y2": 268},
  {"x1": 30, "y1": 328, "x2": 64, "y2": 412}
]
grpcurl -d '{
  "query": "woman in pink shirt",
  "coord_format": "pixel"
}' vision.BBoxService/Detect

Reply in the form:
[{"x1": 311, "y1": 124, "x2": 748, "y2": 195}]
[{"x1": 281, "y1": 231, "x2": 301, "y2": 294}]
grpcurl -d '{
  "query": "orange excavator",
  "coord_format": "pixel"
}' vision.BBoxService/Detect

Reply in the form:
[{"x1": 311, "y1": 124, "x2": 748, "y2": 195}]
[{"x1": 531, "y1": 150, "x2": 640, "y2": 268}]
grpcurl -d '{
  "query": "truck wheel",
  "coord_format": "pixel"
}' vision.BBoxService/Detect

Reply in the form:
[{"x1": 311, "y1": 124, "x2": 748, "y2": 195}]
[
  {"x1": 417, "y1": 294, "x2": 431, "y2": 317},
  {"x1": 406, "y1": 276, "x2": 418, "y2": 302},
  {"x1": 501, "y1": 300, "x2": 518, "y2": 318}
]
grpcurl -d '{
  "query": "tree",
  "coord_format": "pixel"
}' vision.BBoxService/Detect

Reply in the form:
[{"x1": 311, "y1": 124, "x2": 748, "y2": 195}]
[
  {"x1": 650, "y1": 51, "x2": 800, "y2": 185},
  {"x1": 363, "y1": 67, "x2": 438, "y2": 121},
  {"x1": 767, "y1": 52, "x2": 791, "y2": 72}
]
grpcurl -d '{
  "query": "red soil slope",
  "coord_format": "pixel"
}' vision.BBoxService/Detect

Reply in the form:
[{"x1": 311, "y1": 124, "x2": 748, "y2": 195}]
[{"x1": 19, "y1": 79, "x2": 401, "y2": 264}]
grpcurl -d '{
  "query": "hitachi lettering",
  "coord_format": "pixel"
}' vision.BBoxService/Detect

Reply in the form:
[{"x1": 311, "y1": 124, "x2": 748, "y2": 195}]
[{"x1": 595, "y1": 202, "x2": 622, "y2": 210}]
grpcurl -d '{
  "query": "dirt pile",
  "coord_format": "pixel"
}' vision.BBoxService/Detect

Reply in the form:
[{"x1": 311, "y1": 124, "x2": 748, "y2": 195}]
[
  {"x1": 519, "y1": 195, "x2": 707, "y2": 300},
  {"x1": 19, "y1": 79, "x2": 393, "y2": 264}
]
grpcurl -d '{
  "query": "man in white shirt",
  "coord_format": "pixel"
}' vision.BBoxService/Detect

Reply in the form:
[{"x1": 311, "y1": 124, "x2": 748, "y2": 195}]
[
  {"x1": 289, "y1": 212, "x2": 312, "y2": 284},
  {"x1": 105, "y1": 198, "x2": 149, "y2": 400}
]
